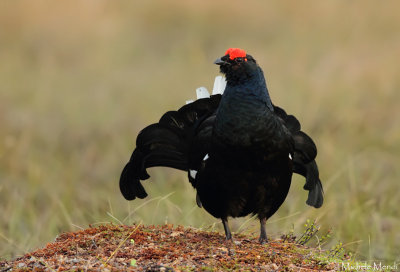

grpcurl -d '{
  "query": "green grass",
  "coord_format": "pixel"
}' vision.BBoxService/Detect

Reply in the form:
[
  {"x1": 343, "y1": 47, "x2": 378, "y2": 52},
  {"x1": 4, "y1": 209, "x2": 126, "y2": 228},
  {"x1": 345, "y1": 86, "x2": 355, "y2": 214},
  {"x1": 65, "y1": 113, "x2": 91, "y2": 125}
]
[{"x1": 1, "y1": 0, "x2": 399, "y2": 263}]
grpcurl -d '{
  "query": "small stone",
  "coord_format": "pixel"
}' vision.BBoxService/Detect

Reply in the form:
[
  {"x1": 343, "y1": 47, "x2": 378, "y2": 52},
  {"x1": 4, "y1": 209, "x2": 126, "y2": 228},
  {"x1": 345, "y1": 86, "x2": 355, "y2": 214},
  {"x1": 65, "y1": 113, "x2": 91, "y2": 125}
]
[
  {"x1": 171, "y1": 231, "x2": 183, "y2": 237},
  {"x1": 270, "y1": 263, "x2": 279, "y2": 270},
  {"x1": 218, "y1": 247, "x2": 228, "y2": 253}
]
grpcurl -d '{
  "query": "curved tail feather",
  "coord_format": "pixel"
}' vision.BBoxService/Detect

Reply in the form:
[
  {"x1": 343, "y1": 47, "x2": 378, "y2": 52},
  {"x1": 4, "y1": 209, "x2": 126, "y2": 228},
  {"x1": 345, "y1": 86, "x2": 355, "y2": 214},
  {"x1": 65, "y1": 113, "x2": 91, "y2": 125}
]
[
  {"x1": 273, "y1": 104, "x2": 324, "y2": 208},
  {"x1": 120, "y1": 91, "x2": 222, "y2": 201},
  {"x1": 120, "y1": 160, "x2": 148, "y2": 200},
  {"x1": 306, "y1": 178, "x2": 324, "y2": 208},
  {"x1": 293, "y1": 159, "x2": 324, "y2": 208},
  {"x1": 303, "y1": 161, "x2": 323, "y2": 208},
  {"x1": 119, "y1": 124, "x2": 189, "y2": 200}
]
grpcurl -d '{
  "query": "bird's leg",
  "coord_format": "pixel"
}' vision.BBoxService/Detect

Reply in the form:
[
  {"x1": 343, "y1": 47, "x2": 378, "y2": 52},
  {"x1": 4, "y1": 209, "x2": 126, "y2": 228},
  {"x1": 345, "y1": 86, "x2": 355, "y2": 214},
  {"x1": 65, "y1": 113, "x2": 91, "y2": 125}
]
[
  {"x1": 222, "y1": 218, "x2": 232, "y2": 241},
  {"x1": 259, "y1": 217, "x2": 268, "y2": 244}
]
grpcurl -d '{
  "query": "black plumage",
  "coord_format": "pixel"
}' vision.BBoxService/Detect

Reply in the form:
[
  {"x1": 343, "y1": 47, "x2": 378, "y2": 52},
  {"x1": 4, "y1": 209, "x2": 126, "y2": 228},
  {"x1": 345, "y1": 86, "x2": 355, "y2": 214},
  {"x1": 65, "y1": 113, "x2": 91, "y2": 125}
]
[{"x1": 120, "y1": 48, "x2": 323, "y2": 242}]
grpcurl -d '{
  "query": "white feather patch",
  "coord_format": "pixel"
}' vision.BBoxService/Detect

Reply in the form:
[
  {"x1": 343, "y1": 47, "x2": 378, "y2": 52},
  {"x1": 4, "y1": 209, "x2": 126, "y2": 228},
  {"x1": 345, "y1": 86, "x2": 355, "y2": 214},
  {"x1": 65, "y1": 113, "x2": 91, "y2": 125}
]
[
  {"x1": 186, "y1": 76, "x2": 226, "y2": 103},
  {"x1": 196, "y1": 87, "x2": 210, "y2": 99},
  {"x1": 289, "y1": 153, "x2": 292, "y2": 160},
  {"x1": 189, "y1": 170, "x2": 197, "y2": 179},
  {"x1": 203, "y1": 154, "x2": 209, "y2": 161},
  {"x1": 212, "y1": 76, "x2": 227, "y2": 95}
]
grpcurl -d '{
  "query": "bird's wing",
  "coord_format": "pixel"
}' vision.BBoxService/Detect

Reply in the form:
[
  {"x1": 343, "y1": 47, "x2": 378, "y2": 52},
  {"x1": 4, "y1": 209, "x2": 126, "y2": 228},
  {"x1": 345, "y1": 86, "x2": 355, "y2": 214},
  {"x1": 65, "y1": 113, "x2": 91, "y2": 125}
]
[
  {"x1": 273, "y1": 105, "x2": 324, "y2": 208},
  {"x1": 119, "y1": 88, "x2": 222, "y2": 200}
]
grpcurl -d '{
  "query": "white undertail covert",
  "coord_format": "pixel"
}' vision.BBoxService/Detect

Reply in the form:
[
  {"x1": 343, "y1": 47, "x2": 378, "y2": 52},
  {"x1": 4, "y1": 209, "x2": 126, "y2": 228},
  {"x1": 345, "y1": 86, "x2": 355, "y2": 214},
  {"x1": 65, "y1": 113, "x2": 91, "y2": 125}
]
[{"x1": 186, "y1": 76, "x2": 226, "y2": 104}]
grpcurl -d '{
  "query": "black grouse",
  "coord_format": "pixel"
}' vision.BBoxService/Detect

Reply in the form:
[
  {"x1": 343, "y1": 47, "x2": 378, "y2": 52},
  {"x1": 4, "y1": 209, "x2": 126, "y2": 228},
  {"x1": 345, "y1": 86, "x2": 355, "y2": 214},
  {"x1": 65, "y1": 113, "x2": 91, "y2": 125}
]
[{"x1": 120, "y1": 48, "x2": 324, "y2": 243}]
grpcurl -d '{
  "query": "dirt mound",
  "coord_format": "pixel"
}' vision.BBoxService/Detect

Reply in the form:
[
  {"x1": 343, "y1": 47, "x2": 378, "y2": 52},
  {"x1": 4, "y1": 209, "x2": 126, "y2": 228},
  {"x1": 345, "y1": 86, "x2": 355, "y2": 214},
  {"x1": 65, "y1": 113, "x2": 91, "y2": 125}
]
[{"x1": 1, "y1": 224, "x2": 340, "y2": 271}]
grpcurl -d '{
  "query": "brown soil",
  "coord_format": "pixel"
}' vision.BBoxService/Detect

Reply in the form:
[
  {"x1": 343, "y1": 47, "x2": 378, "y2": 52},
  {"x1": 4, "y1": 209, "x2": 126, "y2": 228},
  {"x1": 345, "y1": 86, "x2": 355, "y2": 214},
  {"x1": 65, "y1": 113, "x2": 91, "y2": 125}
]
[{"x1": 0, "y1": 224, "x2": 339, "y2": 271}]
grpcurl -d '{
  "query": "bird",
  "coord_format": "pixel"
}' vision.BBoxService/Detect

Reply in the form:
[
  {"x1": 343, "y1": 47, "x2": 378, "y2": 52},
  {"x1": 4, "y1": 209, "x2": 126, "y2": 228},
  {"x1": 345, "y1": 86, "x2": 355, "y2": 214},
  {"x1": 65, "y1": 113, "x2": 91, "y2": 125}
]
[{"x1": 120, "y1": 48, "x2": 324, "y2": 243}]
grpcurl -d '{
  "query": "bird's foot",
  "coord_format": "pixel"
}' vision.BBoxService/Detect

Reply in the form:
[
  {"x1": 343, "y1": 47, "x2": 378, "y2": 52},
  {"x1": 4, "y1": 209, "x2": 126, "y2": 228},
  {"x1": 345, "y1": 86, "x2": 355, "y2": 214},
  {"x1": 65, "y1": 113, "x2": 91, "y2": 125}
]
[
  {"x1": 224, "y1": 232, "x2": 232, "y2": 243},
  {"x1": 258, "y1": 236, "x2": 268, "y2": 244},
  {"x1": 223, "y1": 237, "x2": 233, "y2": 246}
]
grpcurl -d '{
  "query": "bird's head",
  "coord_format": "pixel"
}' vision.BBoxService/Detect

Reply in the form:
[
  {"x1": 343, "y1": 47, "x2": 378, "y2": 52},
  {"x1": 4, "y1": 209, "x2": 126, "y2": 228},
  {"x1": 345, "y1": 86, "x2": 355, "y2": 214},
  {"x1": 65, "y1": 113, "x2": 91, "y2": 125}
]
[{"x1": 214, "y1": 48, "x2": 258, "y2": 83}]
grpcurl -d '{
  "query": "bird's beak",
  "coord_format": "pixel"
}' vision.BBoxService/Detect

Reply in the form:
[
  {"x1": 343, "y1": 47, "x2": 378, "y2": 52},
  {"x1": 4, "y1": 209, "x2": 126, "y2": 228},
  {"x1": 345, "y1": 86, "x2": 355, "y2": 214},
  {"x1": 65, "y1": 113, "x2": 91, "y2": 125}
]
[{"x1": 214, "y1": 58, "x2": 228, "y2": 65}]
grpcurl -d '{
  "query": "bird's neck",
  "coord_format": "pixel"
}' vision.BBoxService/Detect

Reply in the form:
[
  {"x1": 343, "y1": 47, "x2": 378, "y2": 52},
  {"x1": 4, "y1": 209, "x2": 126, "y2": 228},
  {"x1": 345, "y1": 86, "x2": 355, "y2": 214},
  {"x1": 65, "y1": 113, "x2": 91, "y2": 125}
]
[
  {"x1": 218, "y1": 67, "x2": 274, "y2": 118},
  {"x1": 224, "y1": 67, "x2": 273, "y2": 110},
  {"x1": 213, "y1": 69, "x2": 277, "y2": 146}
]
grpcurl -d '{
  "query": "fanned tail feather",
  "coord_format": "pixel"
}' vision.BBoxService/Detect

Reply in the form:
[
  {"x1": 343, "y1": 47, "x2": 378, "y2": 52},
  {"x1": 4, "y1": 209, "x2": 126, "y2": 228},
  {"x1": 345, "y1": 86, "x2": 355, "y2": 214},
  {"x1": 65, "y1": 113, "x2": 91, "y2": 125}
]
[
  {"x1": 293, "y1": 160, "x2": 324, "y2": 208},
  {"x1": 306, "y1": 178, "x2": 324, "y2": 209},
  {"x1": 120, "y1": 121, "x2": 189, "y2": 200},
  {"x1": 273, "y1": 104, "x2": 324, "y2": 208},
  {"x1": 120, "y1": 151, "x2": 148, "y2": 200},
  {"x1": 120, "y1": 77, "x2": 223, "y2": 201}
]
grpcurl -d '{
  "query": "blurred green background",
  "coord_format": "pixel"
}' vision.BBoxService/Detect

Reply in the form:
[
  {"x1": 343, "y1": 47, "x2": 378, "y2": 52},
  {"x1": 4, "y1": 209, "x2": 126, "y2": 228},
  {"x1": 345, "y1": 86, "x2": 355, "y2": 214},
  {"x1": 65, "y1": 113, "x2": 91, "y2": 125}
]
[{"x1": 1, "y1": 0, "x2": 399, "y2": 262}]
